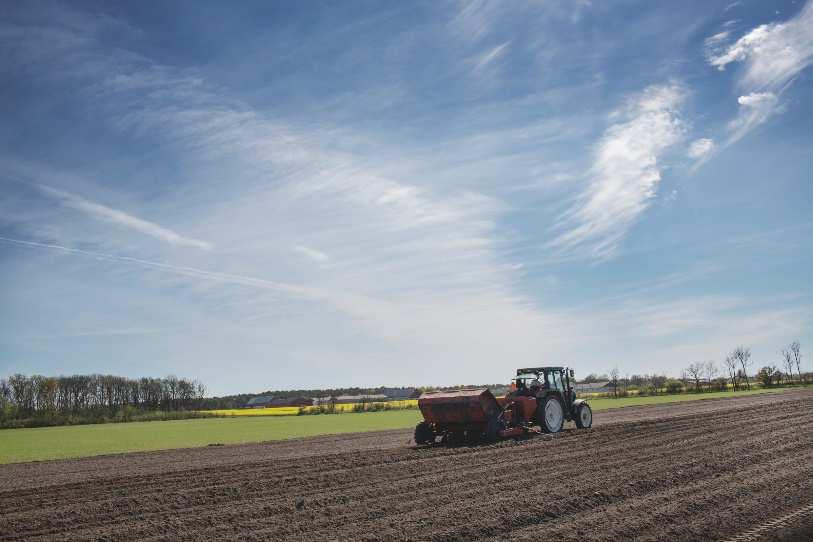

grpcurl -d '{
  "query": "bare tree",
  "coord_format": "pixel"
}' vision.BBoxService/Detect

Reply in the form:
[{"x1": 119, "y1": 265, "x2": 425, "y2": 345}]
[
  {"x1": 781, "y1": 348, "x2": 795, "y2": 384},
  {"x1": 790, "y1": 341, "x2": 802, "y2": 383},
  {"x1": 724, "y1": 355, "x2": 739, "y2": 390},
  {"x1": 609, "y1": 366, "x2": 619, "y2": 398},
  {"x1": 704, "y1": 361, "x2": 718, "y2": 391},
  {"x1": 651, "y1": 375, "x2": 667, "y2": 394},
  {"x1": 731, "y1": 347, "x2": 752, "y2": 390},
  {"x1": 0, "y1": 378, "x2": 10, "y2": 409},
  {"x1": 8, "y1": 374, "x2": 34, "y2": 414},
  {"x1": 686, "y1": 363, "x2": 703, "y2": 392}
]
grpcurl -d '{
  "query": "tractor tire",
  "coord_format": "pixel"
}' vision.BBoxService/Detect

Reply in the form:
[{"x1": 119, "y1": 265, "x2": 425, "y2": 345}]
[
  {"x1": 414, "y1": 421, "x2": 434, "y2": 445},
  {"x1": 575, "y1": 402, "x2": 593, "y2": 429},
  {"x1": 443, "y1": 431, "x2": 463, "y2": 446},
  {"x1": 538, "y1": 396, "x2": 564, "y2": 433}
]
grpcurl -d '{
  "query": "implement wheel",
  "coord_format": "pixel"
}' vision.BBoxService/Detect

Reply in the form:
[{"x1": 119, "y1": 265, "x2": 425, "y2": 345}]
[
  {"x1": 485, "y1": 415, "x2": 503, "y2": 442},
  {"x1": 575, "y1": 402, "x2": 593, "y2": 429},
  {"x1": 414, "y1": 421, "x2": 434, "y2": 445},
  {"x1": 539, "y1": 396, "x2": 564, "y2": 433}
]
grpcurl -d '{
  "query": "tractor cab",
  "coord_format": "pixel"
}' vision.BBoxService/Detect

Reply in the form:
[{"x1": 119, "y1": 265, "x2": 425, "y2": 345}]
[
  {"x1": 513, "y1": 367, "x2": 573, "y2": 398},
  {"x1": 508, "y1": 366, "x2": 588, "y2": 431}
]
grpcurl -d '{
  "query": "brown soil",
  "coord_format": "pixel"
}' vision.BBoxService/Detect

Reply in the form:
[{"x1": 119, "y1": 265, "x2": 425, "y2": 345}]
[{"x1": 1, "y1": 388, "x2": 811, "y2": 541}]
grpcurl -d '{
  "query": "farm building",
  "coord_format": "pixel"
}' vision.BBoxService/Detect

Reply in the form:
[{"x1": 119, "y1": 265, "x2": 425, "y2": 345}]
[
  {"x1": 313, "y1": 394, "x2": 390, "y2": 405},
  {"x1": 574, "y1": 381, "x2": 613, "y2": 394},
  {"x1": 335, "y1": 394, "x2": 388, "y2": 404},
  {"x1": 379, "y1": 387, "x2": 419, "y2": 399},
  {"x1": 245, "y1": 395, "x2": 311, "y2": 408},
  {"x1": 245, "y1": 395, "x2": 275, "y2": 408},
  {"x1": 269, "y1": 396, "x2": 312, "y2": 407}
]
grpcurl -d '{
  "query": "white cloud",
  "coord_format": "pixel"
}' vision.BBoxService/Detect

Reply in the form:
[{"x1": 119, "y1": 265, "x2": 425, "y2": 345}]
[
  {"x1": 728, "y1": 91, "x2": 780, "y2": 144},
  {"x1": 470, "y1": 41, "x2": 510, "y2": 76},
  {"x1": 706, "y1": 2, "x2": 813, "y2": 144},
  {"x1": 449, "y1": 0, "x2": 499, "y2": 42},
  {"x1": 0, "y1": 235, "x2": 317, "y2": 298},
  {"x1": 724, "y1": 1, "x2": 742, "y2": 13},
  {"x1": 737, "y1": 92, "x2": 775, "y2": 107},
  {"x1": 687, "y1": 138, "x2": 715, "y2": 159},
  {"x1": 548, "y1": 84, "x2": 686, "y2": 261},
  {"x1": 35, "y1": 184, "x2": 212, "y2": 250},
  {"x1": 707, "y1": 2, "x2": 813, "y2": 90},
  {"x1": 294, "y1": 245, "x2": 329, "y2": 263},
  {"x1": 703, "y1": 31, "x2": 733, "y2": 71},
  {"x1": 707, "y1": 31, "x2": 729, "y2": 42}
]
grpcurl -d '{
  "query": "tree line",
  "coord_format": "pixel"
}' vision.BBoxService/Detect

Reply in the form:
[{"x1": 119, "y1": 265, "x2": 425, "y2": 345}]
[
  {"x1": 0, "y1": 374, "x2": 207, "y2": 428},
  {"x1": 605, "y1": 341, "x2": 805, "y2": 397},
  {"x1": 200, "y1": 385, "x2": 421, "y2": 410}
]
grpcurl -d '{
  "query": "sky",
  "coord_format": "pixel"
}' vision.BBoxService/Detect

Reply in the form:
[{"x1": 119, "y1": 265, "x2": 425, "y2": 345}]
[{"x1": 1, "y1": 1, "x2": 811, "y2": 395}]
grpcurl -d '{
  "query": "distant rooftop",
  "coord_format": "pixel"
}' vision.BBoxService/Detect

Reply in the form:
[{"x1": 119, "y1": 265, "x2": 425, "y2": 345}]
[{"x1": 246, "y1": 395, "x2": 274, "y2": 406}]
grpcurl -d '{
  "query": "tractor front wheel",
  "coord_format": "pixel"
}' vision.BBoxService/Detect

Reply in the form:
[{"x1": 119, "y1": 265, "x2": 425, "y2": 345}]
[
  {"x1": 414, "y1": 421, "x2": 434, "y2": 445},
  {"x1": 539, "y1": 396, "x2": 564, "y2": 433},
  {"x1": 575, "y1": 402, "x2": 593, "y2": 429}
]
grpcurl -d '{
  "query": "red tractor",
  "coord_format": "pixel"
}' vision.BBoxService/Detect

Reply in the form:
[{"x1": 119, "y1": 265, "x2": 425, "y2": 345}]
[{"x1": 414, "y1": 366, "x2": 593, "y2": 445}]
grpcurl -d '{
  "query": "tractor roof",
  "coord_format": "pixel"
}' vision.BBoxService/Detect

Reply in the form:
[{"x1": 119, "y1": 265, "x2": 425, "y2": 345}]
[{"x1": 516, "y1": 367, "x2": 565, "y2": 375}]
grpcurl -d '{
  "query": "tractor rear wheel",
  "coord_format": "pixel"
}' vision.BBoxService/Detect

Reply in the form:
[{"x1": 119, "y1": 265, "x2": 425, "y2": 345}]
[
  {"x1": 414, "y1": 421, "x2": 434, "y2": 445},
  {"x1": 575, "y1": 402, "x2": 593, "y2": 429},
  {"x1": 538, "y1": 396, "x2": 564, "y2": 433}
]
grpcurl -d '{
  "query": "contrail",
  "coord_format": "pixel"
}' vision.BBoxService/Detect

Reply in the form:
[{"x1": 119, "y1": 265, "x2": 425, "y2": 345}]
[{"x1": 0, "y1": 235, "x2": 315, "y2": 298}]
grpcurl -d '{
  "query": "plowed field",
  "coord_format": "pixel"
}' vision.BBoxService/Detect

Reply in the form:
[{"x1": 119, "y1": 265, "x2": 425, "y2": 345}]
[{"x1": 1, "y1": 388, "x2": 811, "y2": 541}]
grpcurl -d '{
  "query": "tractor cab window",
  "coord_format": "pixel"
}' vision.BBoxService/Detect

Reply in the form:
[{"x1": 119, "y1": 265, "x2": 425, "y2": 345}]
[{"x1": 548, "y1": 372, "x2": 564, "y2": 392}]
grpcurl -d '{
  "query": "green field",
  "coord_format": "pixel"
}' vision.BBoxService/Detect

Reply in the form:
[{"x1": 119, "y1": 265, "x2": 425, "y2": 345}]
[
  {"x1": 583, "y1": 386, "x2": 786, "y2": 410},
  {"x1": 0, "y1": 410, "x2": 422, "y2": 465},
  {"x1": 0, "y1": 387, "x2": 790, "y2": 464}
]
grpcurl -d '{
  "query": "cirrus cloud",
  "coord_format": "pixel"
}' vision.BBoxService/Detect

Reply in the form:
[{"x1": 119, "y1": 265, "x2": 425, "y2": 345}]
[{"x1": 548, "y1": 84, "x2": 686, "y2": 261}]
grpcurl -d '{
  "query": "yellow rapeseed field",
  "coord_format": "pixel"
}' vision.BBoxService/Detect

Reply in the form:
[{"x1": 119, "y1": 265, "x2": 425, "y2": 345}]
[
  {"x1": 206, "y1": 399, "x2": 418, "y2": 417},
  {"x1": 207, "y1": 407, "x2": 302, "y2": 416}
]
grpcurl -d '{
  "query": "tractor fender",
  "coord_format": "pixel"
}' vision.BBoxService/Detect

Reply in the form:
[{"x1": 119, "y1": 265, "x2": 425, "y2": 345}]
[{"x1": 571, "y1": 398, "x2": 589, "y2": 414}]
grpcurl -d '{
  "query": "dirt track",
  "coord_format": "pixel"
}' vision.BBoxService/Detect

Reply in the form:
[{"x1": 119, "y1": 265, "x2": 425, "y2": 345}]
[{"x1": 1, "y1": 388, "x2": 811, "y2": 541}]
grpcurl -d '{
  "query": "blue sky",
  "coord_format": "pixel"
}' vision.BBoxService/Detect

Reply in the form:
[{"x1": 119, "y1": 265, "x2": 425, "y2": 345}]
[{"x1": 1, "y1": 0, "x2": 811, "y2": 395}]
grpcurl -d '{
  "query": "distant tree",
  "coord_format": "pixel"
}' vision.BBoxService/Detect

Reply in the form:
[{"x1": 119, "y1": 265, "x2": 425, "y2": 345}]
[
  {"x1": 704, "y1": 361, "x2": 718, "y2": 391},
  {"x1": 665, "y1": 379, "x2": 683, "y2": 394},
  {"x1": 8, "y1": 375, "x2": 34, "y2": 414},
  {"x1": 731, "y1": 347, "x2": 752, "y2": 390},
  {"x1": 195, "y1": 381, "x2": 207, "y2": 407},
  {"x1": 712, "y1": 377, "x2": 729, "y2": 392},
  {"x1": 686, "y1": 363, "x2": 704, "y2": 392},
  {"x1": 652, "y1": 375, "x2": 667, "y2": 394},
  {"x1": 724, "y1": 355, "x2": 739, "y2": 390},
  {"x1": 781, "y1": 348, "x2": 795, "y2": 384},
  {"x1": 757, "y1": 366, "x2": 780, "y2": 388},
  {"x1": 582, "y1": 373, "x2": 609, "y2": 383},
  {"x1": 608, "y1": 366, "x2": 619, "y2": 398},
  {"x1": 0, "y1": 378, "x2": 10, "y2": 408},
  {"x1": 790, "y1": 341, "x2": 802, "y2": 383}
]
